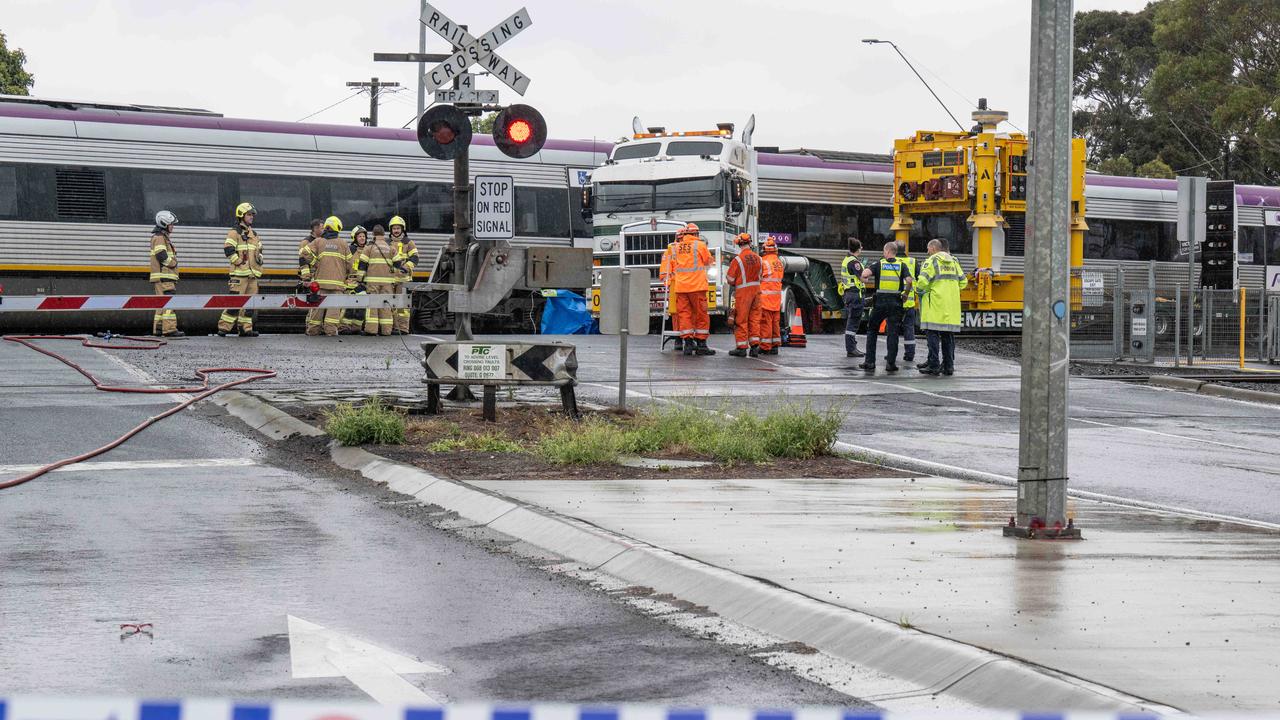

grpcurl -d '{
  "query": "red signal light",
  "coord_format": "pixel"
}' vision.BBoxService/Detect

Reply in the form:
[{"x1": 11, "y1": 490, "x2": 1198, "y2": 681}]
[
  {"x1": 432, "y1": 123, "x2": 458, "y2": 145},
  {"x1": 507, "y1": 119, "x2": 533, "y2": 144},
  {"x1": 309, "y1": 281, "x2": 320, "y2": 293}
]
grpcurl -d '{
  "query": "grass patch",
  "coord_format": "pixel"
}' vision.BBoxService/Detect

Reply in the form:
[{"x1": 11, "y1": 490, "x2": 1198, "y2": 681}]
[
  {"x1": 534, "y1": 403, "x2": 843, "y2": 465},
  {"x1": 535, "y1": 417, "x2": 627, "y2": 465},
  {"x1": 324, "y1": 396, "x2": 406, "y2": 446},
  {"x1": 427, "y1": 431, "x2": 523, "y2": 454}
]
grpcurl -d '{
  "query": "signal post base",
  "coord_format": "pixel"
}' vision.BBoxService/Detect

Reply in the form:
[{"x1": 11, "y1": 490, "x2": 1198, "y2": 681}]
[{"x1": 1002, "y1": 522, "x2": 1083, "y2": 540}]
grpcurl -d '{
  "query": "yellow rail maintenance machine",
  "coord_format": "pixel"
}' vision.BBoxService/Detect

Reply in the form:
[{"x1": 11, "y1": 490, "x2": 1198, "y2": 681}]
[{"x1": 891, "y1": 99, "x2": 1087, "y2": 328}]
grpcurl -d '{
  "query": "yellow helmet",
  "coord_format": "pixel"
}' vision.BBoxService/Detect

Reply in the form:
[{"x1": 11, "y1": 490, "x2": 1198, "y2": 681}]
[
  {"x1": 324, "y1": 216, "x2": 343, "y2": 232},
  {"x1": 235, "y1": 202, "x2": 256, "y2": 219},
  {"x1": 388, "y1": 215, "x2": 406, "y2": 230}
]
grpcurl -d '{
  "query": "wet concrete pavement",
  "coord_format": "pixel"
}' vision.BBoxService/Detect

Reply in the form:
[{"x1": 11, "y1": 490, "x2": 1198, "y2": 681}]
[
  {"x1": 0, "y1": 337, "x2": 856, "y2": 705},
  {"x1": 473, "y1": 475, "x2": 1280, "y2": 712},
  {"x1": 115, "y1": 332, "x2": 1280, "y2": 524}
]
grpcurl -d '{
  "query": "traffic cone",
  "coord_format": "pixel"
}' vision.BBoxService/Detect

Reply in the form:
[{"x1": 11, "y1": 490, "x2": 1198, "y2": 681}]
[{"x1": 786, "y1": 308, "x2": 807, "y2": 347}]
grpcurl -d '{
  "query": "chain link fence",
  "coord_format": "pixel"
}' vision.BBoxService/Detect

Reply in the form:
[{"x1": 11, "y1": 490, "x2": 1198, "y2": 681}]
[{"x1": 1068, "y1": 263, "x2": 1280, "y2": 365}]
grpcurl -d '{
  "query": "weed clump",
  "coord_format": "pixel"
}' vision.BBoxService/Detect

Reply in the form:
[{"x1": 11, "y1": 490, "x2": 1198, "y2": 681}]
[{"x1": 324, "y1": 397, "x2": 406, "y2": 446}]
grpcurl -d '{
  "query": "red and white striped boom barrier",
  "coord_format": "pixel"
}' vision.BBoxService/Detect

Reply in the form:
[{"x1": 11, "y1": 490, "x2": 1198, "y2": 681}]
[{"x1": 0, "y1": 293, "x2": 409, "y2": 312}]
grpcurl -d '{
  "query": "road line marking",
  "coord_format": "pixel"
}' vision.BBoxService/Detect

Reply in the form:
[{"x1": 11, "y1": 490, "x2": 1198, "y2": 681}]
[
  {"x1": 287, "y1": 614, "x2": 447, "y2": 706},
  {"x1": 0, "y1": 458, "x2": 258, "y2": 475}
]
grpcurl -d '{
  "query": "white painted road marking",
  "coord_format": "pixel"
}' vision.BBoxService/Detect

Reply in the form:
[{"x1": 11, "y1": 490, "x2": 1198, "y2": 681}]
[
  {"x1": 287, "y1": 615, "x2": 447, "y2": 705},
  {"x1": 0, "y1": 458, "x2": 259, "y2": 475}
]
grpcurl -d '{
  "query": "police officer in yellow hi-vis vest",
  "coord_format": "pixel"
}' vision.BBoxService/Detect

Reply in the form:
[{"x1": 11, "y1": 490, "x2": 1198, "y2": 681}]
[
  {"x1": 148, "y1": 210, "x2": 183, "y2": 337},
  {"x1": 838, "y1": 237, "x2": 866, "y2": 358},
  {"x1": 217, "y1": 202, "x2": 263, "y2": 337},
  {"x1": 895, "y1": 241, "x2": 920, "y2": 363},
  {"x1": 859, "y1": 241, "x2": 912, "y2": 373},
  {"x1": 914, "y1": 238, "x2": 969, "y2": 376}
]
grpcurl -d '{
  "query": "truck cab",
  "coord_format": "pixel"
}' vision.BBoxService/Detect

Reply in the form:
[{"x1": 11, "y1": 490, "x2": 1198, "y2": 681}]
[{"x1": 585, "y1": 122, "x2": 756, "y2": 321}]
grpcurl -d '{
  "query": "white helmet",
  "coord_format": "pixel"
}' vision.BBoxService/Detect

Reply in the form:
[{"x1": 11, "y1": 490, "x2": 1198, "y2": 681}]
[{"x1": 155, "y1": 210, "x2": 178, "y2": 228}]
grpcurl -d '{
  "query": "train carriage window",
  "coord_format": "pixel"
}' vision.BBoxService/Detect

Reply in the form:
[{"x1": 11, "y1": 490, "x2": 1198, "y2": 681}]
[
  {"x1": 0, "y1": 165, "x2": 16, "y2": 219},
  {"x1": 331, "y1": 180, "x2": 397, "y2": 230},
  {"x1": 238, "y1": 176, "x2": 311, "y2": 228},
  {"x1": 141, "y1": 172, "x2": 218, "y2": 224},
  {"x1": 1238, "y1": 225, "x2": 1265, "y2": 265},
  {"x1": 415, "y1": 182, "x2": 453, "y2": 233},
  {"x1": 55, "y1": 167, "x2": 108, "y2": 221},
  {"x1": 515, "y1": 187, "x2": 571, "y2": 238},
  {"x1": 1268, "y1": 226, "x2": 1280, "y2": 266}
]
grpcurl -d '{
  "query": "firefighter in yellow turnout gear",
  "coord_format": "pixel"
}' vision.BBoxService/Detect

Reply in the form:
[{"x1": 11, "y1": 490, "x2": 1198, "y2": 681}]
[
  {"x1": 388, "y1": 216, "x2": 417, "y2": 334},
  {"x1": 355, "y1": 225, "x2": 396, "y2": 335},
  {"x1": 341, "y1": 226, "x2": 370, "y2": 334},
  {"x1": 300, "y1": 216, "x2": 351, "y2": 336},
  {"x1": 149, "y1": 210, "x2": 183, "y2": 337},
  {"x1": 217, "y1": 202, "x2": 263, "y2": 337}
]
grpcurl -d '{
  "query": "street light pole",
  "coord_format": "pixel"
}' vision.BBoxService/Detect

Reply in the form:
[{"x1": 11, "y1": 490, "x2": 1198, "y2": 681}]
[
  {"x1": 862, "y1": 39, "x2": 966, "y2": 132},
  {"x1": 1007, "y1": 0, "x2": 1080, "y2": 540}
]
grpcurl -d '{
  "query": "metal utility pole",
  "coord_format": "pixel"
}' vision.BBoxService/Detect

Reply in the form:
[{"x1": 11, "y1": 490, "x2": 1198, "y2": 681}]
[
  {"x1": 1007, "y1": 0, "x2": 1080, "y2": 539},
  {"x1": 418, "y1": 0, "x2": 428, "y2": 117},
  {"x1": 345, "y1": 77, "x2": 400, "y2": 127}
]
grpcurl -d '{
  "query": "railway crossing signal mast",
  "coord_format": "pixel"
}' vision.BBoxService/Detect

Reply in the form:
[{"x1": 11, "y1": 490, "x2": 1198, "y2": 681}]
[{"x1": 413, "y1": 4, "x2": 549, "y2": 398}]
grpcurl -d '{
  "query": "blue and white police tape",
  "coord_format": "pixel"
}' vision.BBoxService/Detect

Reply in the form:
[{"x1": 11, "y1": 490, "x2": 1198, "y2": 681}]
[{"x1": 0, "y1": 699, "x2": 1169, "y2": 720}]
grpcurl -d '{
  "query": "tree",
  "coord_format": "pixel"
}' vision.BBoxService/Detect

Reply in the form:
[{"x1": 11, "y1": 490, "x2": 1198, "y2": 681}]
[
  {"x1": 1147, "y1": 0, "x2": 1280, "y2": 184},
  {"x1": 1096, "y1": 156, "x2": 1136, "y2": 177},
  {"x1": 471, "y1": 112, "x2": 497, "y2": 134},
  {"x1": 1136, "y1": 156, "x2": 1176, "y2": 178},
  {"x1": 0, "y1": 30, "x2": 35, "y2": 95},
  {"x1": 1073, "y1": 6, "x2": 1159, "y2": 165}
]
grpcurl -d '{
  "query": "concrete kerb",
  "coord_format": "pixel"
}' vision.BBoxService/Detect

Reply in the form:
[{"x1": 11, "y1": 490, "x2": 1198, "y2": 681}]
[
  {"x1": 1146, "y1": 374, "x2": 1280, "y2": 406},
  {"x1": 215, "y1": 390, "x2": 1174, "y2": 713}
]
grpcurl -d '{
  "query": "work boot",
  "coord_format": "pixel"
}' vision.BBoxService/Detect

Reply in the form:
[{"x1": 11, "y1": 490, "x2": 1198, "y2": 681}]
[
  {"x1": 682, "y1": 339, "x2": 695, "y2": 356},
  {"x1": 748, "y1": 346, "x2": 760, "y2": 357},
  {"x1": 764, "y1": 347, "x2": 779, "y2": 356},
  {"x1": 728, "y1": 348, "x2": 747, "y2": 357},
  {"x1": 694, "y1": 340, "x2": 716, "y2": 356},
  {"x1": 859, "y1": 363, "x2": 875, "y2": 372},
  {"x1": 163, "y1": 331, "x2": 185, "y2": 338},
  {"x1": 847, "y1": 349, "x2": 865, "y2": 358},
  {"x1": 920, "y1": 366, "x2": 941, "y2": 376},
  {"x1": 942, "y1": 368, "x2": 954, "y2": 376},
  {"x1": 916, "y1": 362, "x2": 931, "y2": 370},
  {"x1": 216, "y1": 330, "x2": 229, "y2": 337},
  {"x1": 239, "y1": 328, "x2": 260, "y2": 338},
  {"x1": 885, "y1": 364, "x2": 899, "y2": 373}
]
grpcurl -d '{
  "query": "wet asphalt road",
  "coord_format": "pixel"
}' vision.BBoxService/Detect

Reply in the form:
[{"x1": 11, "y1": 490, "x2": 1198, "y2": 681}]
[
  {"x1": 0, "y1": 337, "x2": 855, "y2": 705},
  {"x1": 112, "y1": 330, "x2": 1280, "y2": 525}
]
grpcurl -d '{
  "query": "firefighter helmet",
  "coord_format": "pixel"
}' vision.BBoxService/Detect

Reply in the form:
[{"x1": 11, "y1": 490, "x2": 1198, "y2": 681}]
[
  {"x1": 235, "y1": 202, "x2": 256, "y2": 219},
  {"x1": 155, "y1": 210, "x2": 178, "y2": 228},
  {"x1": 388, "y1": 215, "x2": 406, "y2": 229},
  {"x1": 324, "y1": 216, "x2": 343, "y2": 232}
]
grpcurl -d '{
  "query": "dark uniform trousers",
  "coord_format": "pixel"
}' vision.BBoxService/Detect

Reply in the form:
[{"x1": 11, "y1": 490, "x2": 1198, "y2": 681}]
[
  {"x1": 842, "y1": 290, "x2": 864, "y2": 354},
  {"x1": 865, "y1": 294, "x2": 904, "y2": 367}
]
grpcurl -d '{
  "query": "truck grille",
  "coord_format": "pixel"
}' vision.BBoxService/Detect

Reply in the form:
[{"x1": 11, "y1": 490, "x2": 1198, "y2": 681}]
[{"x1": 624, "y1": 232, "x2": 675, "y2": 252}]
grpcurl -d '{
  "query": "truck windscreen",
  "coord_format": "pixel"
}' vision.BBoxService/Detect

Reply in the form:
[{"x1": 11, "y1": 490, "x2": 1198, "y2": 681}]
[{"x1": 595, "y1": 175, "x2": 724, "y2": 213}]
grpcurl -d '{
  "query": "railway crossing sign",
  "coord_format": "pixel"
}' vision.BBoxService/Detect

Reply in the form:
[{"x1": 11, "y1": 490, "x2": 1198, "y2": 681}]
[
  {"x1": 421, "y1": 4, "x2": 533, "y2": 96},
  {"x1": 434, "y1": 73, "x2": 499, "y2": 104}
]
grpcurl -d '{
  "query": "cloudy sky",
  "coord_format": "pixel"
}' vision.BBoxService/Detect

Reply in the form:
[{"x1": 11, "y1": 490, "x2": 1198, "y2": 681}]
[{"x1": 7, "y1": 0, "x2": 1149, "y2": 151}]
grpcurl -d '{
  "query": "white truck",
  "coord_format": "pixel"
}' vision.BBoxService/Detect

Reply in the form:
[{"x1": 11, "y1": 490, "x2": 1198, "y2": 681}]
[
  {"x1": 581, "y1": 117, "x2": 827, "y2": 340},
  {"x1": 582, "y1": 118, "x2": 760, "y2": 324}
]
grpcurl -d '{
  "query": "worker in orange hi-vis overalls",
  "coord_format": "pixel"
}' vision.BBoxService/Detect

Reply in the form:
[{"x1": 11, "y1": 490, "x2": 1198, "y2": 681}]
[
  {"x1": 669, "y1": 223, "x2": 716, "y2": 356},
  {"x1": 725, "y1": 232, "x2": 762, "y2": 357},
  {"x1": 758, "y1": 236, "x2": 785, "y2": 355}
]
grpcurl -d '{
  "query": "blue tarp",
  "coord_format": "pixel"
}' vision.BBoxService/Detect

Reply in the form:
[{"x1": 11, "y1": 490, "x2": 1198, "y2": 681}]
[{"x1": 539, "y1": 290, "x2": 598, "y2": 334}]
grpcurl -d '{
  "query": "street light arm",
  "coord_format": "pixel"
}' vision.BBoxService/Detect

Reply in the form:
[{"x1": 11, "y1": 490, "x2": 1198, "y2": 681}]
[{"x1": 870, "y1": 40, "x2": 967, "y2": 133}]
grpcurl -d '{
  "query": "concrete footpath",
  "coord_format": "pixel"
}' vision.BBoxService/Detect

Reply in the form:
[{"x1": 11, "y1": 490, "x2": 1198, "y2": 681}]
[{"x1": 216, "y1": 392, "x2": 1278, "y2": 714}]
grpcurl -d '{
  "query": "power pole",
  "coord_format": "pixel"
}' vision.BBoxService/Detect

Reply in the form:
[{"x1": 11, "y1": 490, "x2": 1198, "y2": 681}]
[
  {"x1": 345, "y1": 77, "x2": 400, "y2": 127},
  {"x1": 1007, "y1": 0, "x2": 1081, "y2": 540}
]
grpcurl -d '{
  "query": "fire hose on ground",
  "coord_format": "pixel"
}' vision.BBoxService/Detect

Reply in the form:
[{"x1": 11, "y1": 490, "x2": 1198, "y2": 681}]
[{"x1": 0, "y1": 334, "x2": 276, "y2": 490}]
